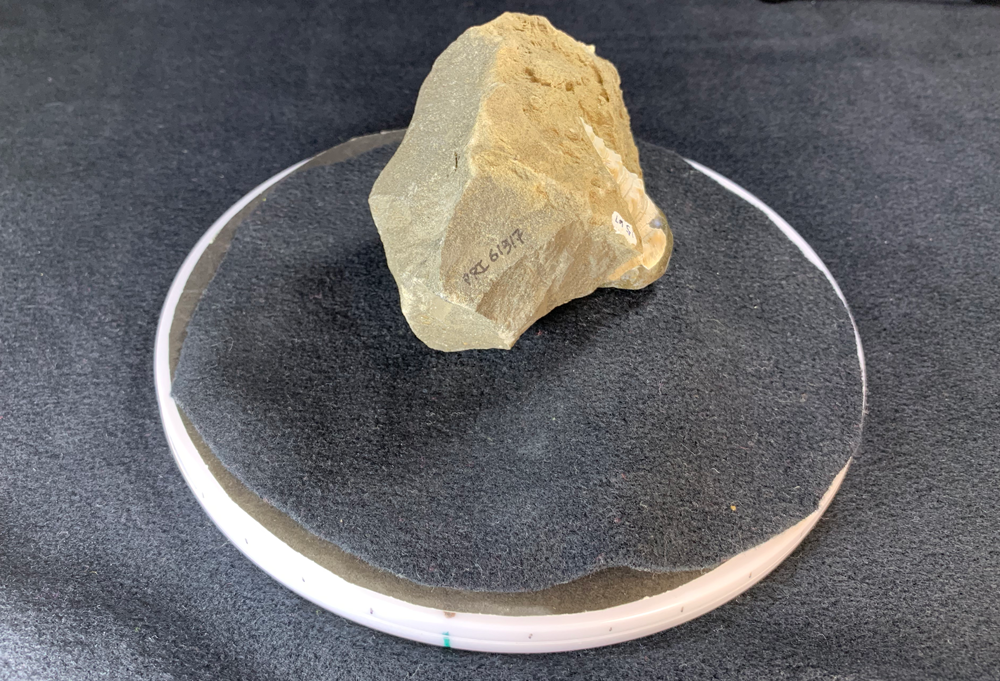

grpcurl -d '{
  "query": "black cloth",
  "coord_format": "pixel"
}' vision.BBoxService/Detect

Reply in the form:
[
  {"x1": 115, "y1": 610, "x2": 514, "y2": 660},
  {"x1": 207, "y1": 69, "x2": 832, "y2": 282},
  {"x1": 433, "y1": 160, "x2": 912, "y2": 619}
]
[
  {"x1": 171, "y1": 141, "x2": 862, "y2": 592},
  {"x1": 2, "y1": 1, "x2": 998, "y2": 678}
]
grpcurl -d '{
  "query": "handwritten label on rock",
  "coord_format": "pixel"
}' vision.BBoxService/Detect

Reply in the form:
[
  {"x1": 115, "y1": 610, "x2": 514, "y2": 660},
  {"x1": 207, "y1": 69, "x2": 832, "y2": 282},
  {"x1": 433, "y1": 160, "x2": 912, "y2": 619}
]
[
  {"x1": 612, "y1": 211, "x2": 636, "y2": 245},
  {"x1": 463, "y1": 228, "x2": 525, "y2": 285}
]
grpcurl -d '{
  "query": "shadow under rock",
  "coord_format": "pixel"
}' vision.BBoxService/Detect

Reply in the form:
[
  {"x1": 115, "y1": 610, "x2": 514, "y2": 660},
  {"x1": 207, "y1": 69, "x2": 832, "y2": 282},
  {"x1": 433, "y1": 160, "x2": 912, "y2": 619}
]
[{"x1": 214, "y1": 231, "x2": 660, "y2": 483}]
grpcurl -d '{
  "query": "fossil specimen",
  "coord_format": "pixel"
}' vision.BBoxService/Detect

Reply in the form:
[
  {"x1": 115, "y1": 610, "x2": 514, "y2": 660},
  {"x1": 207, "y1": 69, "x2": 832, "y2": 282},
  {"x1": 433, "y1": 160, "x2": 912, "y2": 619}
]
[{"x1": 368, "y1": 12, "x2": 672, "y2": 351}]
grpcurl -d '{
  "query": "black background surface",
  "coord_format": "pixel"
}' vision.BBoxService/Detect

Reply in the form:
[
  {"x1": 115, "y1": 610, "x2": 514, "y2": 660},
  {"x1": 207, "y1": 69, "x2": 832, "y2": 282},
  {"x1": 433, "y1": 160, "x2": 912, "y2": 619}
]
[{"x1": 2, "y1": 1, "x2": 998, "y2": 679}]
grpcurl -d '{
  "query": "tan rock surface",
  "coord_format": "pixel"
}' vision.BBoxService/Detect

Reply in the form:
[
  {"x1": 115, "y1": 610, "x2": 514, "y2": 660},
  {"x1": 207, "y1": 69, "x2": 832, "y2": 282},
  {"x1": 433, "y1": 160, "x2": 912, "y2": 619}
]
[{"x1": 368, "y1": 12, "x2": 673, "y2": 351}]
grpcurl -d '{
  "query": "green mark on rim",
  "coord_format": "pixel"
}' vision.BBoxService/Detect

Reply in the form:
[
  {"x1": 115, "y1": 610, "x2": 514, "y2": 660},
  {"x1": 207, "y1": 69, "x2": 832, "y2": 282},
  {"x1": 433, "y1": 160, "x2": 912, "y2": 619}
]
[{"x1": 443, "y1": 632, "x2": 450, "y2": 648}]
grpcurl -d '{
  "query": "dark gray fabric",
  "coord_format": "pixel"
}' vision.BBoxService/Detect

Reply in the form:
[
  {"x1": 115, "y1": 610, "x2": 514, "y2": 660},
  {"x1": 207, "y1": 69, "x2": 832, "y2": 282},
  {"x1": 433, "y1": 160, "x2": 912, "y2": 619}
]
[
  {"x1": 2, "y1": 0, "x2": 998, "y2": 678},
  {"x1": 173, "y1": 143, "x2": 862, "y2": 591},
  {"x1": 171, "y1": 141, "x2": 862, "y2": 592}
]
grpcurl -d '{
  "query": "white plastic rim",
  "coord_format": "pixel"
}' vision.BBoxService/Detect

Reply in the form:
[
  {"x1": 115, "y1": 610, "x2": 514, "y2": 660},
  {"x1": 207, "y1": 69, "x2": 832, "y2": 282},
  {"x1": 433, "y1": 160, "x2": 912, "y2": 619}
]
[{"x1": 155, "y1": 138, "x2": 866, "y2": 654}]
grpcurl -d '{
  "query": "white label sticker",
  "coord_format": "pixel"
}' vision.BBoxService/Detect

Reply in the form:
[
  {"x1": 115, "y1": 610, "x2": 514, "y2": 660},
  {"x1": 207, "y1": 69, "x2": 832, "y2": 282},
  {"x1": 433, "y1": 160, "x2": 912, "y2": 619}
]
[{"x1": 612, "y1": 211, "x2": 637, "y2": 245}]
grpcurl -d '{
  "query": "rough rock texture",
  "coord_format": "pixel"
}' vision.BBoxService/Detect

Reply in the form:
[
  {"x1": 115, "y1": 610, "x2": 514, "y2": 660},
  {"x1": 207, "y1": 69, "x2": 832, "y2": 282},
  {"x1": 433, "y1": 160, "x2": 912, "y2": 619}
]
[{"x1": 368, "y1": 12, "x2": 672, "y2": 351}]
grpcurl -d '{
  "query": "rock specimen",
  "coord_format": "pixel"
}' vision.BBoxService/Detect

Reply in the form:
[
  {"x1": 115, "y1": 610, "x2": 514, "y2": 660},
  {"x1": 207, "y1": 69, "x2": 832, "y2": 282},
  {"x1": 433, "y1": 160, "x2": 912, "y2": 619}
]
[{"x1": 368, "y1": 12, "x2": 673, "y2": 351}]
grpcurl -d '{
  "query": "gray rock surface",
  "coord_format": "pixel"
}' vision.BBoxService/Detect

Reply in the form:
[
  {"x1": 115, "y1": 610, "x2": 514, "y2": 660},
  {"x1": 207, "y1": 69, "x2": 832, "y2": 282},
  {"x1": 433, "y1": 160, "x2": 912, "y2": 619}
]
[{"x1": 369, "y1": 13, "x2": 671, "y2": 351}]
